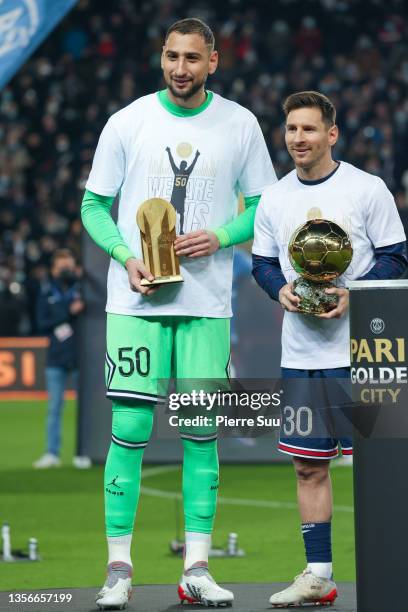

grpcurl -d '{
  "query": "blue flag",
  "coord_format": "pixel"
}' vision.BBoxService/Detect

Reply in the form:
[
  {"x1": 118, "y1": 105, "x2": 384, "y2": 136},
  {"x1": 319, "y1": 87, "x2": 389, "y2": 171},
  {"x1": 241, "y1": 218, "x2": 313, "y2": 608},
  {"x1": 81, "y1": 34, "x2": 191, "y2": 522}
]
[{"x1": 0, "y1": 0, "x2": 77, "y2": 90}]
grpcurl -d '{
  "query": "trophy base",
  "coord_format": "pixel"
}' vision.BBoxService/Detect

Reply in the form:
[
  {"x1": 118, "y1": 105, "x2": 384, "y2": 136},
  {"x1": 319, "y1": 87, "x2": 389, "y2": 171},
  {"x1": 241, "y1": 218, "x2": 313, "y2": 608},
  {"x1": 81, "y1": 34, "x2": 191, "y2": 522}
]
[
  {"x1": 293, "y1": 278, "x2": 338, "y2": 315},
  {"x1": 140, "y1": 275, "x2": 184, "y2": 286}
]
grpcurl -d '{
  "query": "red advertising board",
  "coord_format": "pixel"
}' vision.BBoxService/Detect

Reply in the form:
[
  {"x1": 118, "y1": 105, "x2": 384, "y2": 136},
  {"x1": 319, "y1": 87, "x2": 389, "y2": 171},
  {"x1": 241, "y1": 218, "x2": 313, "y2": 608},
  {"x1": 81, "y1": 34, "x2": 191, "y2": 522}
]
[{"x1": 0, "y1": 338, "x2": 75, "y2": 400}]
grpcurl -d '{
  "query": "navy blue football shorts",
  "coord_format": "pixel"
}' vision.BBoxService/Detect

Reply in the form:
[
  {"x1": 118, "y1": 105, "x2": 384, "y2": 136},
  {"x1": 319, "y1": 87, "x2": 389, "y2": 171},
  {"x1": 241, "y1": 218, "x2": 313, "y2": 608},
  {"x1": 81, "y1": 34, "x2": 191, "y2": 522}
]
[{"x1": 279, "y1": 366, "x2": 353, "y2": 460}]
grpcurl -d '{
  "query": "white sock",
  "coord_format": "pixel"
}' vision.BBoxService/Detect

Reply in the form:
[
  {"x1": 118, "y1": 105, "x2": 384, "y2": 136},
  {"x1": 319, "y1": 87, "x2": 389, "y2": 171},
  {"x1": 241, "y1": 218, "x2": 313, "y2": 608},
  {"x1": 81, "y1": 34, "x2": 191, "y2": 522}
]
[
  {"x1": 184, "y1": 532, "x2": 211, "y2": 570},
  {"x1": 107, "y1": 535, "x2": 133, "y2": 566},
  {"x1": 307, "y1": 562, "x2": 333, "y2": 580}
]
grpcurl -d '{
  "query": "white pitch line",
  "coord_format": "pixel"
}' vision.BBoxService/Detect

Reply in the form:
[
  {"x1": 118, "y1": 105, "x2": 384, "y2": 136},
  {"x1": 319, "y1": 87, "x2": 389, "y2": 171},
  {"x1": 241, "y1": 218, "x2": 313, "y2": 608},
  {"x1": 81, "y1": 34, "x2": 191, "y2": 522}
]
[{"x1": 140, "y1": 470, "x2": 354, "y2": 513}]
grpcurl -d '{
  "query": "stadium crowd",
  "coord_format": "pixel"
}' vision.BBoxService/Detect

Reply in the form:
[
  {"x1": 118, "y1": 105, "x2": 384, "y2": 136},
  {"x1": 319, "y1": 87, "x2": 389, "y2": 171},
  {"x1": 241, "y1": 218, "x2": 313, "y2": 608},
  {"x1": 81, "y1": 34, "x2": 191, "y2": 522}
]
[{"x1": 1, "y1": 0, "x2": 407, "y2": 334}]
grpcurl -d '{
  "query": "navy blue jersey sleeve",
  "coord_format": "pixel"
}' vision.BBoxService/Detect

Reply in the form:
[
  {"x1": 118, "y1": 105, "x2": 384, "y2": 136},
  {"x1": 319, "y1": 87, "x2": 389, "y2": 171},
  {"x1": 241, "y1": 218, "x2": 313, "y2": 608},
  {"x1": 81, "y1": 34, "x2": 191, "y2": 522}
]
[
  {"x1": 252, "y1": 254, "x2": 287, "y2": 301},
  {"x1": 358, "y1": 242, "x2": 407, "y2": 281}
]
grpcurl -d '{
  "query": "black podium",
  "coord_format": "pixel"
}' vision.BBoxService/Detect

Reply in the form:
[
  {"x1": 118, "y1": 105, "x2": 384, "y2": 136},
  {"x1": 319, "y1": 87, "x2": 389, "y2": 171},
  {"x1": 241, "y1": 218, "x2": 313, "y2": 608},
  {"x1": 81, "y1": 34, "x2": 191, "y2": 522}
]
[{"x1": 349, "y1": 280, "x2": 408, "y2": 612}]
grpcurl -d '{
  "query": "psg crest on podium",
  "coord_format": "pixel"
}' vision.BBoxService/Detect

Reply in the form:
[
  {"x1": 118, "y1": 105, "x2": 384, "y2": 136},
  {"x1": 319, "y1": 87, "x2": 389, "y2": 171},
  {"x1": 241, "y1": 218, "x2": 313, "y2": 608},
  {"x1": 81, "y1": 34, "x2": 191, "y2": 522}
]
[
  {"x1": 288, "y1": 218, "x2": 353, "y2": 314},
  {"x1": 137, "y1": 198, "x2": 183, "y2": 286}
]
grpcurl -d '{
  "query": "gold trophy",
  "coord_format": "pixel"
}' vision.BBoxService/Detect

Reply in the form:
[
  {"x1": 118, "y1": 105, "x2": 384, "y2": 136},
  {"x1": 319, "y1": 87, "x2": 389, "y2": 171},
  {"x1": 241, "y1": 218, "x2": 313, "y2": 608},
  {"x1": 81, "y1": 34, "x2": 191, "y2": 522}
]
[
  {"x1": 136, "y1": 198, "x2": 183, "y2": 286},
  {"x1": 288, "y1": 218, "x2": 353, "y2": 314}
]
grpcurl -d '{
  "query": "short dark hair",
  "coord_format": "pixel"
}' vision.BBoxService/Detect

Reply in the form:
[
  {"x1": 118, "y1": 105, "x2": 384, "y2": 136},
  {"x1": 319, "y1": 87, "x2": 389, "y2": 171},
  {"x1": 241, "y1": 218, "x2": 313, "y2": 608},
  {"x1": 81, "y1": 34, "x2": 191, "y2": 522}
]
[
  {"x1": 51, "y1": 248, "x2": 75, "y2": 267},
  {"x1": 283, "y1": 91, "x2": 336, "y2": 126},
  {"x1": 165, "y1": 18, "x2": 215, "y2": 51}
]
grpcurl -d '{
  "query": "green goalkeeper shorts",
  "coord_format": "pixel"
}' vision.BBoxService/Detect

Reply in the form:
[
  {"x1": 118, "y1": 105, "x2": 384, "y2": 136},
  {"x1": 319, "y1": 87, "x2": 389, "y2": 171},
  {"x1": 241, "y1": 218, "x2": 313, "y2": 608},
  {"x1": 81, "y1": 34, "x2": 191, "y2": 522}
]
[{"x1": 105, "y1": 314, "x2": 230, "y2": 404}]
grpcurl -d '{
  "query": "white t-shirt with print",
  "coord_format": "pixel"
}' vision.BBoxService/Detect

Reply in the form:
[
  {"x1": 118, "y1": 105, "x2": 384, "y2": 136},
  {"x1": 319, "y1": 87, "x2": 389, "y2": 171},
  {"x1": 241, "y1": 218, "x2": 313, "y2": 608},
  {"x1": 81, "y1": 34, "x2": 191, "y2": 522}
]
[
  {"x1": 86, "y1": 92, "x2": 276, "y2": 317},
  {"x1": 252, "y1": 162, "x2": 406, "y2": 369}
]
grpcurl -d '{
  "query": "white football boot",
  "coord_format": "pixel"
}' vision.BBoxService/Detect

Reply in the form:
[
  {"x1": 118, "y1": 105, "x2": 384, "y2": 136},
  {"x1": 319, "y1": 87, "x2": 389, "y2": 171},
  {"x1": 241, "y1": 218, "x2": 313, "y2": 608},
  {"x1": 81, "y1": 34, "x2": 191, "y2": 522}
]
[
  {"x1": 178, "y1": 561, "x2": 234, "y2": 607},
  {"x1": 269, "y1": 569, "x2": 337, "y2": 608},
  {"x1": 95, "y1": 562, "x2": 132, "y2": 610}
]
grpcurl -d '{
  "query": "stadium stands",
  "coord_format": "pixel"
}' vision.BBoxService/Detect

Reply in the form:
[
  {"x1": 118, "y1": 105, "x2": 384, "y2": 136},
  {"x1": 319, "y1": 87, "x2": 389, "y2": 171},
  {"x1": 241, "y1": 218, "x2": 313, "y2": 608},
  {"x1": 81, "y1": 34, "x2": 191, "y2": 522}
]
[{"x1": 1, "y1": 0, "x2": 407, "y2": 334}]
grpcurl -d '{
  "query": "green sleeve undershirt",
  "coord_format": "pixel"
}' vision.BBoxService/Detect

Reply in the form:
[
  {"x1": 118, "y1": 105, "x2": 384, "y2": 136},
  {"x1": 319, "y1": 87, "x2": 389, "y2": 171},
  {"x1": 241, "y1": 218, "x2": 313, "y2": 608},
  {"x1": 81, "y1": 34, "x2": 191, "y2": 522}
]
[
  {"x1": 81, "y1": 190, "x2": 134, "y2": 267},
  {"x1": 213, "y1": 194, "x2": 261, "y2": 248},
  {"x1": 81, "y1": 190, "x2": 261, "y2": 267}
]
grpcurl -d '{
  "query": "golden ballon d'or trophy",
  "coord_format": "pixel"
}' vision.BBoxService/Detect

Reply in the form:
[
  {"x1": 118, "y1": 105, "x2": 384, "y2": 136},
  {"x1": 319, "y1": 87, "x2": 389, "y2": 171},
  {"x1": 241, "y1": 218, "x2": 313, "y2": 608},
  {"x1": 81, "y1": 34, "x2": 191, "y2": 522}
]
[
  {"x1": 136, "y1": 198, "x2": 183, "y2": 286},
  {"x1": 288, "y1": 218, "x2": 353, "y2": 314}
]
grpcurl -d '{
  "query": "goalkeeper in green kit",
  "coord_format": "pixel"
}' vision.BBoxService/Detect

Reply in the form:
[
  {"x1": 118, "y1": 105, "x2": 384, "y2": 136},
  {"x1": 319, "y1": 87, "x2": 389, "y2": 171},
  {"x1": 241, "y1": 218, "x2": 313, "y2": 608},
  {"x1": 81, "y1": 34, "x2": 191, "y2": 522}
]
[{"x1": 82, "y1": 17, "x2": 276, "y2": 609}]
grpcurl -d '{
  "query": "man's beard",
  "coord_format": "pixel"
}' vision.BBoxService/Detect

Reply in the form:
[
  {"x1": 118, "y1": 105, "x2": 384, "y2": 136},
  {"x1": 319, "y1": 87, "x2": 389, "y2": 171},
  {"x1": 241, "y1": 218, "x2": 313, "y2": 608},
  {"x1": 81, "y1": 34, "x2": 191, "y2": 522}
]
[{"x1": 167, "y1": 77, "x2": 206, "y2": 101}]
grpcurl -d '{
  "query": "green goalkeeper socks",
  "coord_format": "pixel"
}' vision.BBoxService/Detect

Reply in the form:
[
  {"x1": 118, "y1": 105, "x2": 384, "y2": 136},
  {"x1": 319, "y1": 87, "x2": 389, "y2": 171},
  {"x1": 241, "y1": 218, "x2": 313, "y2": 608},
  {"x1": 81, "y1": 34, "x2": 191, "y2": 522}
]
[
  {"x1": 182, "y1": 438, "x2": 219, "y2": 533},
  {"x1": 105, "y1": 403, "x2": 154, "y2": 537},
  {"x1": 105, "y1": 404, "x2": 219, "y2": 538}
]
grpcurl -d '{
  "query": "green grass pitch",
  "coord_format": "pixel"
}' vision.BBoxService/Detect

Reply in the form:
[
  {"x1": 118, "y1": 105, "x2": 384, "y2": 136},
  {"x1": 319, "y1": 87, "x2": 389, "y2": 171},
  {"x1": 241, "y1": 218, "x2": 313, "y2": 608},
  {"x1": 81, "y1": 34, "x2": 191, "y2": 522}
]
[{"x1": 0, "y1": 400, "x2": 355, "y2": 591}]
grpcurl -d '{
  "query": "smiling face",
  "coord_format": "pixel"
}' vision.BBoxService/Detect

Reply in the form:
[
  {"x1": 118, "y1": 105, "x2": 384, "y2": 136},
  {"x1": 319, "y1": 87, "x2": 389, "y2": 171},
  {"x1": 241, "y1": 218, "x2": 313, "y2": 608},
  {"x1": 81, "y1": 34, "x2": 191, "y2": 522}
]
[
  {"x1": 285, "y1": 107, "x2": 338, "y2": 174},
  {"x1": 161, "y1": 32, "x2": 218, "y2": 103}
]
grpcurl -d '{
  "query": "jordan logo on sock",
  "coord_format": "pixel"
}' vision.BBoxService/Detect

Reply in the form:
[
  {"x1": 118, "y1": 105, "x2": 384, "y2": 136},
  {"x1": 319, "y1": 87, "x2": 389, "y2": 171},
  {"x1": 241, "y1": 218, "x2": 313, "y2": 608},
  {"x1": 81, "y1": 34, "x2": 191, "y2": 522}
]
[{"x1": 106, "y1": 475, "x2": 124, "y2": 496}]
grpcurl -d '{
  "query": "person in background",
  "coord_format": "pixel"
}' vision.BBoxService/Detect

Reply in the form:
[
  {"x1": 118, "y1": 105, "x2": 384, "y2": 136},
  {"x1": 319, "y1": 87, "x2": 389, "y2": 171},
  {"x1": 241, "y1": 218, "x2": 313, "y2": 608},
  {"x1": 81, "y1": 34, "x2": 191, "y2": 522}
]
[{"x1": 33, "y1": 248, "x2": 86, "y2": 469}]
